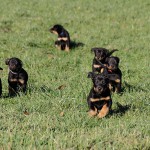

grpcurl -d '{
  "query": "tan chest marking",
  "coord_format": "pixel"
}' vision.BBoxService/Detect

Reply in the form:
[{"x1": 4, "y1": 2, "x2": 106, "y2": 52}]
[
  {"x1": 90, "y1": 96, "x2": 111, "y2": 102},
  {"x1": 58, "y1": 37, "x2": 68, "y2": 41},
  {"x1": 10, "y1": 78, "x2": 18, "y2": 82},
  {"x1": 93, "y1": 64, "x2": 101, "y2": 68}
]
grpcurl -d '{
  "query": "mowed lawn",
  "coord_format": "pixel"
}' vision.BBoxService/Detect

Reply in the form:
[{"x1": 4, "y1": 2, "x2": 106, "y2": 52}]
[{"x1": 0, "y1": 0, "x2": 150, "y2": 149}]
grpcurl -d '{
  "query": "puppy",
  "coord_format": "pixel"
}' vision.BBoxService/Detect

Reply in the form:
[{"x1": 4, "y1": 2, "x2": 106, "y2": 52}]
[
  {"x1": 105, "y1": 56, "x2": 122, "y2": 93},
  {"x1": 5, "y1": 57, "x2": 28, "y2": 97},
  {"x1": 50, "y1": 24, "x2": 70, "y2": 52},
  {"x1": 87, "y1": 71, "x2": 112, "y2": 118},
  {"x1": 91, "y1": 47, "x2": 118, "y2": 73},
  {"x1": 0, "y1": 67, "x2": 3, "y2": 97}
]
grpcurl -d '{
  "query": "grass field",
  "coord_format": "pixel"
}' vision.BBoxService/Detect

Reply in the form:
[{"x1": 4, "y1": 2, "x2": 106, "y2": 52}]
[{"x1": 0, "y1": 0, "x2": 150, "y2": 149}]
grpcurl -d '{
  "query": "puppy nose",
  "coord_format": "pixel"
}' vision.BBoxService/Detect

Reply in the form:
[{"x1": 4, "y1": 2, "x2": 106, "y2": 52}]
[{"x1": 98, "y1": 87, "x2": 103, "y2": 91}]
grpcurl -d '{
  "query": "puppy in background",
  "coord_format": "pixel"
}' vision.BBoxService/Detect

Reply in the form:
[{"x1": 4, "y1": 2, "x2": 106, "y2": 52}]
[
  {"x1": 91, "y1": 47, "x2": 118, "y2": 73},
  {"x1": 5, "y1": 57, "x2": 28, "y2": 97},
  {"x1": 50, "y1": 24, "x2": 70, "y2": 52},
  {"x1": 0, "y1": 67, "x2": 3, "y2": 97},
  {"x1": 105, "y1": 56, "x2": 122, "y2": 93}
]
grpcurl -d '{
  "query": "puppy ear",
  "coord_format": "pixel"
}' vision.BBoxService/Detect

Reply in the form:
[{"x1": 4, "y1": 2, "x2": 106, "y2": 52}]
[
  {"x1": 5, "y1": 58, "x2": 10, "y2": 65},
  {"x1": 91, "y1": 48, "x2": 95, "y2": 52},
  {"x1": 116, "y1": 57, "x2": 120, "y2": 63},
  {"x1": 87, "y1": 72, "x2": 95, "y2": 78}
]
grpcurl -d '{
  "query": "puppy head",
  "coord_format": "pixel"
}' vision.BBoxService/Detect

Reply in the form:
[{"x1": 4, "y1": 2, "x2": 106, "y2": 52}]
[
  {"x1": 88, "y1": 72, "x2": 109, "y2": 94},
  {"x1": 50, "y1": 24, "x2": 63, "y2": 35},
  {"x1": 105, "y1": 56, "x2": 120, "y2": 71},
  {"x1": 5, "y1": 57, "x2": 23, "y2": 72},
  {"x1": 91, "y1": 48, "x2": 109, "y2": 61}
]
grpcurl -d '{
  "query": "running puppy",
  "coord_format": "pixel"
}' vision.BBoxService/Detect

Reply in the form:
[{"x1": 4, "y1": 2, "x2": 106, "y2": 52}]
[
  {"x1": 105, "y1": 56, "x2": 122, "y2": 93},
  {"x1": 50, "y1": 24, "x2": 70, "y2": 52},
  {"x1": 0, "y1": 68, "x2": 3, "y2": 97},
  {"x1": 87, "y1": 71, "x2": 112, "y2": 118},
  {"x1": 91, "y1": 47, "x2": 118, "y2": 73},
  {"x1": 5, "y1": 57, "x2": 28, "y2": 97}
]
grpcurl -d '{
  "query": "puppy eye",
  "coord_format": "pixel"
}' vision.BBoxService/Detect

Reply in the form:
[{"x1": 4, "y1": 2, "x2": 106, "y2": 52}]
[{"x1": 101, "y1": 81, "x2": 105, "y2": 84}]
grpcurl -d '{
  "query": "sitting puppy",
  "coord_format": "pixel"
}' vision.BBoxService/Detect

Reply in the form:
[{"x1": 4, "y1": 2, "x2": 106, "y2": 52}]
[
  {"x1": 0, "y1": 67, "x2": 3, "y2": 97},
  {"x1": 105, "y1": 56, "x2": 122, "y2": 93},
  {"x1": 91, "y1": 47, "x2": 118, "y2": 73},
  {"x1": 5, "y1": 57, "x2": 28, "y2": 97},
  {"x1": 87, "y1": 71, "x2": 112, "y2": 118},
  {"x1": 50, "y1": 24, "x2": 70, "y2": 52}
]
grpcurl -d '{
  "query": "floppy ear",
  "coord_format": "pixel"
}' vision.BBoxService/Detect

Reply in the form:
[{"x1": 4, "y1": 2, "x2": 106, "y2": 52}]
[
  {"x1": 115, "y1": 57, "x2": 120, "y2": 63},
  {"x1": 5, "y1": 58, "x2": 10, "y2": 65},
  {"x1": 87, "y1": 72, "x2": 95, "y2": 78},
  {"x1": 91, "y1": 48, "x2": 96, "y2": 52}
]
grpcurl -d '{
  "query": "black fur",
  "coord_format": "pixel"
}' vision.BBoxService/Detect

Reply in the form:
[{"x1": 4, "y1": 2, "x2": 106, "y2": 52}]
[
  {"x1": 91, "y1": 47, "x2": 118, "y2": 72},
  {"x1": 0, "y1": 67, "x2": 3, "y2": 97},
  {"x1": 50, "y1": 24, "x2": 70, "y2": 51},
  {"x1": 105, "y1": 56, "x2": 122, "y2": 93},
  {"x1": 87, "y1": 71, "x2": 112, "y2": 118},
  {"x1": 5, "y1": 57, "x2": 28, "y2": 97}
]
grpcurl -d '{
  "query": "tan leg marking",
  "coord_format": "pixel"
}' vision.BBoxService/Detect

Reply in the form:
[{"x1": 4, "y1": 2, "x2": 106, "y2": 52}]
[
  {"x1": 88, "y1": 108, "x2": 97, "y2": 117},
  {"x1": 55, "y1": 44, "x2": 61, "y2": 50},
  {"x1": 65, "y1": 45, "x2": 70, "y2": 52},
  {"x1": 115, "y1": 79, "x2": 120, "y2": 83},
  {"x1": 109, "y1": 83, "x2": 112, "y2": 91},
  {"x1": 97, "y1": 104, "x2": 109, "y2": 118},
  {"x1": 100, "y1": 68, "x2": 104, "y2": 73},
  {"x1": 18, "y1": 79, "x2": 25, "y2": 84}
]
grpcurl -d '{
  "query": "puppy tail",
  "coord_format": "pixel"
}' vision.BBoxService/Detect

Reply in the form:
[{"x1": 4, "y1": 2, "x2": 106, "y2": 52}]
[{"x1": 108, "y1": 49, "x2": 118, "y2": 57}]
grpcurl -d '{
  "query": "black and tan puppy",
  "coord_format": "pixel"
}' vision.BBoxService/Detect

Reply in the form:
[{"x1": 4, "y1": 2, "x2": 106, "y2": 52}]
[
  {"x1": 105, "y1": 56, "x2": 122, "y2": 93},
  {"x1": 0, "y1": 67, "x2": 3, "y2": 97},
  {"x1": 91, "y1": 47, "x2": 118, "y2": 73},
  {"x1": 50, "y1": 24, "x2": 70, "y2": 52},
  {"x1": 5, "y1": 57, "x2": 28, "y2": 97},
  {"x1": 87, "y1": 71, "x2": 112, "y2": 118}
]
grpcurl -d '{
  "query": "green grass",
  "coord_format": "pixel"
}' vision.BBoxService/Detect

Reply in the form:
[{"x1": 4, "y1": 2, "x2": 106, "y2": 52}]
[{"x1": 0, "y1": 0, "x2": 150, "y2": 149}]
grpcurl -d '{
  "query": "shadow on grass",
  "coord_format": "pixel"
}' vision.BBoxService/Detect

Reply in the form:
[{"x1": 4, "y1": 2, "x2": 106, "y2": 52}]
[
  {"x1": 122, "y1": 81, "x2": 147, "y2": 93},
  {"x1": 109, "y1": 102, "x2": 131, "y2": 117},
  {"x1": 70, "y1": 41, "x2": 84, "y2": 49}
]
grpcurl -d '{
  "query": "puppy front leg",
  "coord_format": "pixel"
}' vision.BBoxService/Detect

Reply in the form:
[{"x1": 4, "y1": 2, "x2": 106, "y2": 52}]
[
  {"x1": 97, "y1": 103, "x2": 109, "y2": 118},
  {"x1": 9, "y1": 86, "x2": 17, "y2": 97},
  {"x1": 115, "y1": 80, "x2": 121, "y2": 93},
  {"x1": 18, "y1": 79, "x2": 27, "y2": 93},
  {"x1": 87, "y1": 97, "x2": 97, "y2": 117},
  {"x1": 88, "y1": 107, "x2": 97, "y2": 117}
]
